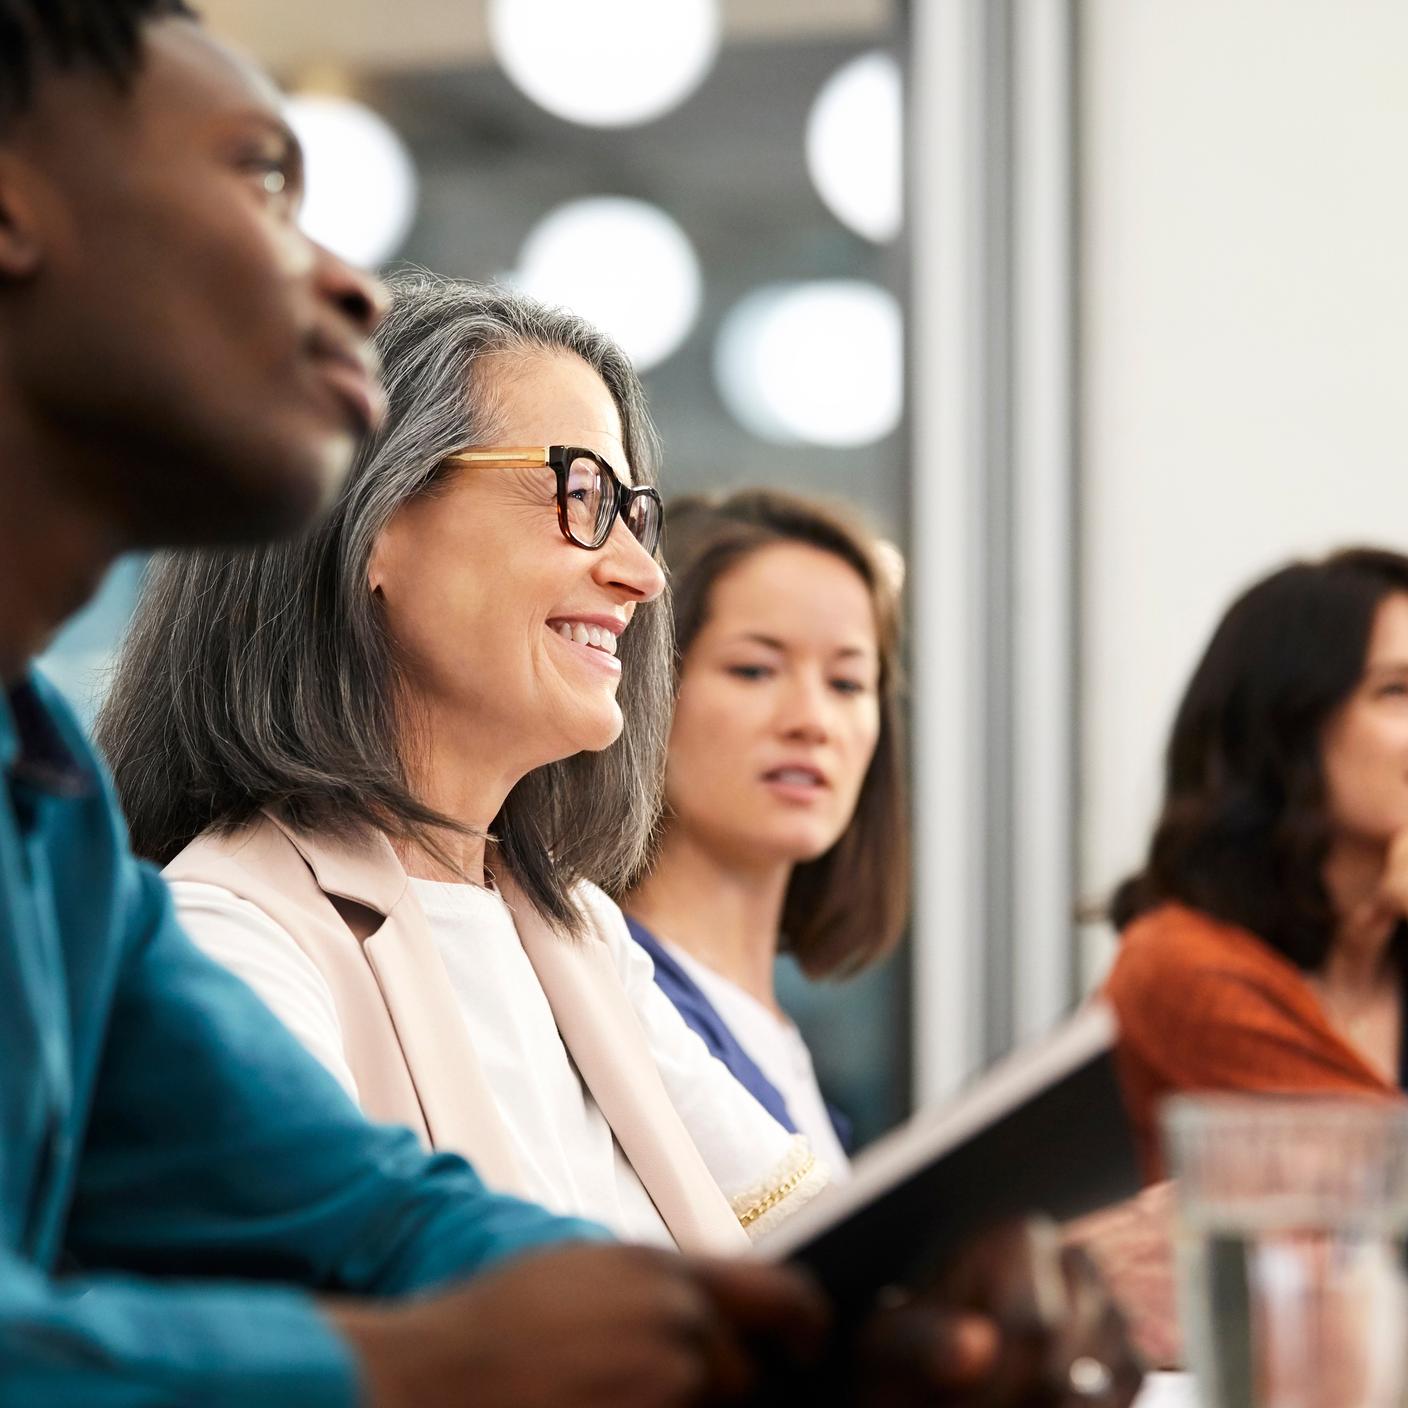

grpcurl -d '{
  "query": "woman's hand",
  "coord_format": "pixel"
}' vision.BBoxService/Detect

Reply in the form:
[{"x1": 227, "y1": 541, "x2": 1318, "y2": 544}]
[
  {"x1": 1065, "y1": 1183, "x2": 1180, "y2": 1369},
  {"x1": 851, "y1": 1218, "x2": 1146, "y2": 1408}
]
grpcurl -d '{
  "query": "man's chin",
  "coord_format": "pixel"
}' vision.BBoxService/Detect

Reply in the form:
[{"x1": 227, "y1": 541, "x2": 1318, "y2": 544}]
[
  {"x1": 128, "y1": 452, "x2": 346, "y2": 551},
  {"x1": 209, "y1": 435, "x2": 355, "y2": 545}
]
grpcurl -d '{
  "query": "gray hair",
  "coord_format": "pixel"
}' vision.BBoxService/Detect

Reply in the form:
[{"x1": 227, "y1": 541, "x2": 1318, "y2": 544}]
[{"x1": 96, "y1": 272, "x2": 673, "y2": 933}]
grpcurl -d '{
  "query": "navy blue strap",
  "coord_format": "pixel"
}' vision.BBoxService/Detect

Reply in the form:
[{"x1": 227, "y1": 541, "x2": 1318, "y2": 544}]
[{"x1": 625, "y1": 917, "x2": 799, "y2": 1135}]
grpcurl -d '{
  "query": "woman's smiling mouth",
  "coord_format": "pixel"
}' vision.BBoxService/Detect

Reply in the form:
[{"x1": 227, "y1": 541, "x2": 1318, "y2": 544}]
[
  {"x1": 547, "y1": 617, "x2": 623, "y2": 675},
  {"x1": 549, "y1": 620, "x2": 619, "y2": 656}
]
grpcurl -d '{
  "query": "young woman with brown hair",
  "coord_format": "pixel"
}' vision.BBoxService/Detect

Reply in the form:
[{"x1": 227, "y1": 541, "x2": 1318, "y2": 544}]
[{"x1": 623, "y1": 490, "x2": 909, "y2": 1175}]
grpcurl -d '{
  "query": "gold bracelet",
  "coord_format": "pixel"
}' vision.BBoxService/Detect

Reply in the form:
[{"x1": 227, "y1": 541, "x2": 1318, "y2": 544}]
[{"x1": 736, "y1": 1153, "x2": 817, "y2": 1229}]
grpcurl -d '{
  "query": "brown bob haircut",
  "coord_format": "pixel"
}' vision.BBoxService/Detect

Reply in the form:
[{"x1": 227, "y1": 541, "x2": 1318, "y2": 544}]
[{"x1": 641, "y1": 488, "x2": 910, "y2": 978}]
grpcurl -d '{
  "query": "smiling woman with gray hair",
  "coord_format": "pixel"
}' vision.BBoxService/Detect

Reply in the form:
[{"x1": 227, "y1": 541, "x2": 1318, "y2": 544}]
[{"x1": 96, "y1": 272, "x2": 825, "y2": 1251}]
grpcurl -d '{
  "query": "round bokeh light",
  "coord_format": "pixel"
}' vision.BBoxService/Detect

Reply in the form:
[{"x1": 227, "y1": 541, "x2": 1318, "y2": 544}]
[
  {"x1": 714, "y1": 280, "x2": 903, "y2": 447},
  {"x1": 806, "y1": 51, "x2": 903, "y2": 243},
  {"x1": 285, "y1": 94, "x2": 418, "y2": 268},
  {"x1": 512, "y1": 197, "x2": 703, "y2": 371},
  {"x1": 488, "y1": 0, "x2": 720, "y2": 128}
]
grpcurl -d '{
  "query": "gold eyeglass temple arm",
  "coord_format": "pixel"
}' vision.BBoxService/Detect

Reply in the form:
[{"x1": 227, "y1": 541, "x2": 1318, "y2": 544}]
[{"x1": 444, "y1": 447, "x2": 552, "y2": 468}]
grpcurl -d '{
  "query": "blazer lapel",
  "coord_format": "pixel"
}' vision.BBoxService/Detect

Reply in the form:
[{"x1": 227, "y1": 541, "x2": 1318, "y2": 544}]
[
  {"x1": 269, "y1": 814, "x2": 526, "y2": 1198},
  {"x1": 504, "y1": 876, "x2": 749, "y2": 1254},
  {"x1": 361, "y1": 897, "x2": 526, "y2": 1195}
]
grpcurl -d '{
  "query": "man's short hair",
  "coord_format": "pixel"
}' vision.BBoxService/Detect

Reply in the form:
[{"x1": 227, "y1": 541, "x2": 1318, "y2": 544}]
[{"x1": 0, "y1": 0, "x2": 197, "y2": 128}]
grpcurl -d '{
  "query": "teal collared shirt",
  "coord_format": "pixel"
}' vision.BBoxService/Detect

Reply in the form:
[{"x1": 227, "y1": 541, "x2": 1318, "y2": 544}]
[{"x1": 0, "y1": 673, "x2": 605, "y2": 1407}]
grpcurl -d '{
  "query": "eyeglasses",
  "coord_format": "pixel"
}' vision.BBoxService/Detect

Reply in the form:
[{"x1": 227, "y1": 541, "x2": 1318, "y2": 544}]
[{"x1": 445, "y1": 445, "x2": 664, "y2": 557}]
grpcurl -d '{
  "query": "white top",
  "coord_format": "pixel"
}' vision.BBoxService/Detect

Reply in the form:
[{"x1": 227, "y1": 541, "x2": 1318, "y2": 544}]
[
  {"x1": 1134, "y1": 1375, "x2": 1197, "y2": 1408},
  {"x1": 171, "y1": 876, "x2": 812, "y2": 1246},
  {"x1": 657, "y1": 938, "x2": 852, "y2": 1181}
]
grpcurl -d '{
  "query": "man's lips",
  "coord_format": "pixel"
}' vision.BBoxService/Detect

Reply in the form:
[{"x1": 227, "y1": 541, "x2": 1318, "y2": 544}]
[{"x1": 315, "y1": 353, "x2": 387, "y2": 436}]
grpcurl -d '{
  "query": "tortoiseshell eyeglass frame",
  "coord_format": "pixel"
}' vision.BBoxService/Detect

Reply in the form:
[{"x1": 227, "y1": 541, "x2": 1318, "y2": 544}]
[{"x1": 444, "y1": 445, "x2": 664, "y2": 556}]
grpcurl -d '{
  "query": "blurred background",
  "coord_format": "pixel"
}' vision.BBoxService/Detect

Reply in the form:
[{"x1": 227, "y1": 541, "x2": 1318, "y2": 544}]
[{"x1": 44, "y1": 0, "x2": 1408, "y2": 1148}]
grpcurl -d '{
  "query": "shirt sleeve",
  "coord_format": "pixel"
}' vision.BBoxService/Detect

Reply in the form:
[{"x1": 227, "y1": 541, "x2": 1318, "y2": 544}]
[
  {"x1": 579, "y1": 885, "x2": 830, "y2": 1238},
  {"x1": 170, "y1": 879, "x2": 359, "y2": 1100},
  {"x1": 0, "y1": 1248, "x2": 360, "y2": 1408},
  {"x1": 0, "y1": 859, "x2": 608, "y2": 1408}
]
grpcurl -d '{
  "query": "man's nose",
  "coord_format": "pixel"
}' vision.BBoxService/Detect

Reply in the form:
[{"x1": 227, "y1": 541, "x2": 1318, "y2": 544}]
[{"x1": 316, "y1": 242, "x2": 389, "y2": 337}]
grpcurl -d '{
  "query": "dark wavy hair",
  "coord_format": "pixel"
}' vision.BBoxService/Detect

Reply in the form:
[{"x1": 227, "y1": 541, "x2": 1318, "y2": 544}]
[
  {"x1": 0, "y1": 0, "x2": 195, "y2": 128},
  {"x1": 1110, "y1": 546, "x2": 1408, "y2": 969},
  {"x1": 628, "y1": 488, "x2": 910, "y2": 978}
]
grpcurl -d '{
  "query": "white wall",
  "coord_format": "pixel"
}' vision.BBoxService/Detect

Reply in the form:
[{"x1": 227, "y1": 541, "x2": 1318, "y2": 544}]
[{"x1": 1078, "y1": 0, "x2": 1408, "y2": 980}]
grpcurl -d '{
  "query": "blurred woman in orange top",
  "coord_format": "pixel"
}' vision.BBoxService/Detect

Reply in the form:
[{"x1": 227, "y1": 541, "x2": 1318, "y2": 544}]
[{"x1": 1106, "y1": 547, "x2": 1408, "y2": 1181}]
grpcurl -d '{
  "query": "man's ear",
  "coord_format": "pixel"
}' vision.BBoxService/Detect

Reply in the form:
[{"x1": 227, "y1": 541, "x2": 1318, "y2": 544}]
[{"x1": 0, "y1": 153, "x2": 45, "y2": 280}]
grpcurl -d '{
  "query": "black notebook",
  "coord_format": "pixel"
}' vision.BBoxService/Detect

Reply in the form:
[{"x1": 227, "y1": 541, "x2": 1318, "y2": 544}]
[{"x1": 759, "y1": 1001, "x2": 1141, "y2": 1318}]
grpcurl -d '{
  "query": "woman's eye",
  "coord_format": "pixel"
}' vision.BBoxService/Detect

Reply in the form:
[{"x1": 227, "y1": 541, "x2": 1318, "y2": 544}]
[
  {"x1": 565, "y1": 470, "x2": 596, "y2": 503},
  {"x1": 830, "y1": 678, "x2": 868, "y2": 696},
  {"x1": 727, "y1": 664, "x2": 772, "y2": 682},
  {"x1": 1377, "y1": 681, "x2": 1408, "y2": 698}
]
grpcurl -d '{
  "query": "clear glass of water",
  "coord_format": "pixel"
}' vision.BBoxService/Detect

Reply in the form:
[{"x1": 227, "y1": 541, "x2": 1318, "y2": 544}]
[{"x1": 1163, "y1": 1096, "x2": 1408, "y2": 1408}]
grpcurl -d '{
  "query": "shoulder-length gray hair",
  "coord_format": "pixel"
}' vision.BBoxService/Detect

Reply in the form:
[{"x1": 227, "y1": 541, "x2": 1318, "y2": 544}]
[{"x1": 96, "y1": 272, "x2": 673, "y2": 933}]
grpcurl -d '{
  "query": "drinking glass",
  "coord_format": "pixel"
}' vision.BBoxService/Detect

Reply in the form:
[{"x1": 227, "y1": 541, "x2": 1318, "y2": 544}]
[{"x1": 1163, "y1": 1096, "x2": 1408, "y2": 1408}]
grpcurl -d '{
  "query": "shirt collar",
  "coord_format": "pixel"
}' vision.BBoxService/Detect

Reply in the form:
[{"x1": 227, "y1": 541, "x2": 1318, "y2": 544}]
[{"x1": 1, "y1": 678, "x2": 95, "y2": 797}]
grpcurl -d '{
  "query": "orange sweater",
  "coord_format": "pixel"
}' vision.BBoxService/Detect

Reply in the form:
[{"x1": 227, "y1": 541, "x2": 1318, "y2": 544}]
[{"x1": 1104, "y1": 903, "x2": 1399, "y2": 1181}]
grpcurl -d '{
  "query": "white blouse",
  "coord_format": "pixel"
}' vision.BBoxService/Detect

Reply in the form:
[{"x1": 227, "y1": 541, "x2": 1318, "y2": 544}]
[
  {"x1": 170, "y1": 876, "x2": 822, "y2": 1246},
  {"x1": 656, "y1": 938, "x2": 853, "y2": 1181}
]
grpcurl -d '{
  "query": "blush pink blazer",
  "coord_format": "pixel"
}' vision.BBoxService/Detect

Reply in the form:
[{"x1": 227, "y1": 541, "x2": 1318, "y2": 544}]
[{"x1": 165, "y1": 812, "x2": 749, "y2": 1254}]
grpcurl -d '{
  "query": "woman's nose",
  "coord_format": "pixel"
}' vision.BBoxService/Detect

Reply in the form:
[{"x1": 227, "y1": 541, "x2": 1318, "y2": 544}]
[
  {"x1": 779, "y1": 676, "x2": 832, "y2": 742},
  {"x1": 593, "y1": 518, "x2": 667, "y2": 602}
]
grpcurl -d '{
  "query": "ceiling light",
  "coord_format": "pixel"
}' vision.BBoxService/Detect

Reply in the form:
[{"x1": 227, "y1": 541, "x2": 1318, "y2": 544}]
[
  {"x1": 806, "y1": 51, "x2": 903, "y2": 243},
  {"x1": 488, "y1": 0, "x2": 720, "y2": 128},
  {"x1": 512, "y1": 197, "x2": 703, "y2": 371},
  {"x1": 285, "y1": 94, "x2": 418, "y2": 268},
  {"x1": 714, "y1": 280, "x2": 903, "y2": 447}
]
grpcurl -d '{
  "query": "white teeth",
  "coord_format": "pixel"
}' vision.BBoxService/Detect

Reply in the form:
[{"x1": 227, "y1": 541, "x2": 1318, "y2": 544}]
[
  {"x1": 773, "y1": 769, "x2": 819, "y2": 786},
  {"x1": 550, "y1": 621, "x2": 620, "y2": 657}
]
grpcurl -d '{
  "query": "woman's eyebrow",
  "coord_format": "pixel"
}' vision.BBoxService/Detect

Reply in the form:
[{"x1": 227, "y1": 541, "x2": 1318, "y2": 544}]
[{"x1": 723, "y1": 634, "x2": 876, "y2": 661}]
